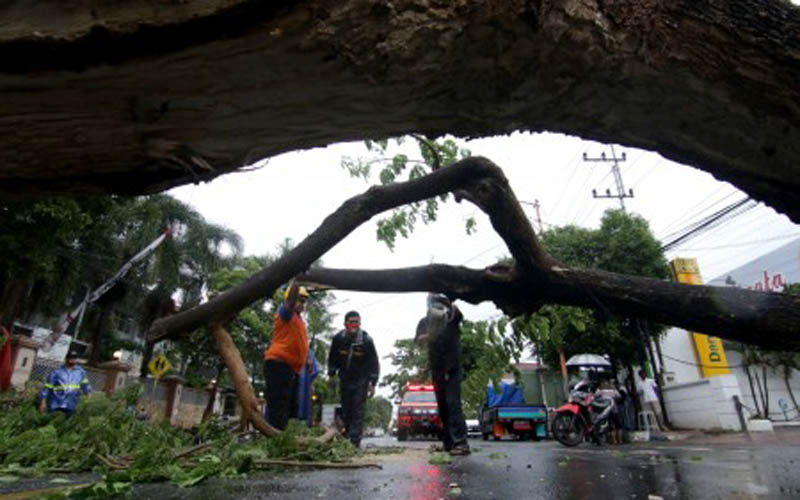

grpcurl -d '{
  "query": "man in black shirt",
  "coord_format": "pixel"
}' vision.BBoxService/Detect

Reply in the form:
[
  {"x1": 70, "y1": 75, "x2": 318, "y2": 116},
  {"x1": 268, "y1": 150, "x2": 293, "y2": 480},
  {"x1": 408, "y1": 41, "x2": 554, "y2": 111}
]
[
  {"x1": 415, "y1": 294, "x2": 470, "y2": 456},
  {"x1": 328, "y1": 311, "x2": 380, "y2": 447}
]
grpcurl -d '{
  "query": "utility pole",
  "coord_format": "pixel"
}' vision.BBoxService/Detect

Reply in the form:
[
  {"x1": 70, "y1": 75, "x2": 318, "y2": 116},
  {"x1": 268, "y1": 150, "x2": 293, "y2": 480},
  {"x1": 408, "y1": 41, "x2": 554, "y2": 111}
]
[
  {"x1": 520, "y1": 199, "x2": 545, "y2": 233},
  {"x1": 533, "y1": 199, "x2": 543, "y2": 234},
  {"x1": 584, "y1": 145, "x2": 633, "y2": 211}
]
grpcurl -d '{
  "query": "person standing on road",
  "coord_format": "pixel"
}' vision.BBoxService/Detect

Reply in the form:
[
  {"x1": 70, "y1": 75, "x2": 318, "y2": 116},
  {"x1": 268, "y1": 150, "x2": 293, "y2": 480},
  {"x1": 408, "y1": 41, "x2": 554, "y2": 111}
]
[
  {"x1": 636, "y1": 368, "x2": 663, "y2": 431},
  {"x1": 38, "y1": 349, "x2": 92, "y2": 417},
  {"x1": 415, "y1": 294, "x2": 470, "y2": 456},
  {"x1": 328, "y1": 311, "x2": 380, "y2": 447},
  {"x1": 264, "y1": 280, "x2": 312, "y2": 430}
]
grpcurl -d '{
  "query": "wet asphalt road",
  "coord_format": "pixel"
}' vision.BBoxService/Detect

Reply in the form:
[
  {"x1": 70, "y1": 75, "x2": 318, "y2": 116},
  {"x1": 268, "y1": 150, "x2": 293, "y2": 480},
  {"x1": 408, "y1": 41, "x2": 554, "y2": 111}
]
[
  {"x1": 127, "y1": 430, "x2": 800, "y2": 500},
  {"x1": 3, "y1": 430, "x2": 799, "y2": 499}
]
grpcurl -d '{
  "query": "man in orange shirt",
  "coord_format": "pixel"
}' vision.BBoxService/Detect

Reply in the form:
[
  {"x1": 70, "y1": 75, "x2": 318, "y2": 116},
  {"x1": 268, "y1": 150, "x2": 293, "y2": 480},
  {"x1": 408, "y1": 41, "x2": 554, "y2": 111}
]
[{"x1": 264, "y1": 280, "x2": 312, "y2": 430}]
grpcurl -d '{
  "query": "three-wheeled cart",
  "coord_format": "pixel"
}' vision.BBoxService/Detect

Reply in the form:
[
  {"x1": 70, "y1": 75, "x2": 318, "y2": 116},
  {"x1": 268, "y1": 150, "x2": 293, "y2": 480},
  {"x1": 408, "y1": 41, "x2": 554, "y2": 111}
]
[{"x1": 479, "y1": 382, "x2": 548, "y2": 441}]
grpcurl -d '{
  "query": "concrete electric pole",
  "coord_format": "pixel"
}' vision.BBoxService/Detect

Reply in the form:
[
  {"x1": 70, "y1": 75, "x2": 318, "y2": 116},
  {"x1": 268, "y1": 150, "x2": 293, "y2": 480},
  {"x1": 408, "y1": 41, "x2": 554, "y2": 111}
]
[{"x1": 584, "y1": 145, "x2": 633, "y2": 211}]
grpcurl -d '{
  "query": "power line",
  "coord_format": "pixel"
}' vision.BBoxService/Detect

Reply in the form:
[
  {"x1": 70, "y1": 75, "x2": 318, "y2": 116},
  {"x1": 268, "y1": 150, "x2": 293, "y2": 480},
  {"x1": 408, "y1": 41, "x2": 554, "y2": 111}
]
[
  {"x1": 661, "y1": 352, "x2": 746, "y2": 369},
  {"x1": 669, "y1": 206, "x2": 781, "y2": 255},
  {"x1": 549, "y1": 149, "x2": 587, "y2": 224},
  {"x1": 656, "y1": 187, "x2": 739, "y2": 239},
  {"x1": 673, "y1": 232, "x2": 800, "y2": 251},
  {"x1": 665, "y1": 203, "x2": 783, "y2": 265},
  {"x1": 661, "y1": 197, "x2": 757, "y2": 251}
]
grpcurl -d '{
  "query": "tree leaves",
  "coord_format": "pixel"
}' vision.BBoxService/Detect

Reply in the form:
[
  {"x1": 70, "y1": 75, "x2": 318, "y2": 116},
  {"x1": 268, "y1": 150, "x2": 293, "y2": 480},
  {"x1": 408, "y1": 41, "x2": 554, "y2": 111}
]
[
  {"x1": 341, "y1": 136, "x2": 471, "y2": 250},
  {"x1": 515, "y1": 209, "x2": 670, "y2": 368}
]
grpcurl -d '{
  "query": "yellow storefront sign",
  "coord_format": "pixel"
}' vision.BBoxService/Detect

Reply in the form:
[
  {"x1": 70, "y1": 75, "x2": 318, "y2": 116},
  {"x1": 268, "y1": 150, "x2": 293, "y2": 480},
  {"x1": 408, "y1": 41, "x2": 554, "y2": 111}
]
[
  {"x1": 148, "y1": 352, "x2": 173, "y2": 379},
  {"x1": 670, "y1": 257, "x2": 731, "y2": 378}
]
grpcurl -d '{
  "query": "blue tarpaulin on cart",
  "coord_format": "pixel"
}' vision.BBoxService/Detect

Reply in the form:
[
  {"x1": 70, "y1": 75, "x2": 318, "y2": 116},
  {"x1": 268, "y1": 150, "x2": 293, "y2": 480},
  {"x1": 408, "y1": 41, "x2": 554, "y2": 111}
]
[{"x1": 486, "y1": 382, "x2": 525, "y2": 407}]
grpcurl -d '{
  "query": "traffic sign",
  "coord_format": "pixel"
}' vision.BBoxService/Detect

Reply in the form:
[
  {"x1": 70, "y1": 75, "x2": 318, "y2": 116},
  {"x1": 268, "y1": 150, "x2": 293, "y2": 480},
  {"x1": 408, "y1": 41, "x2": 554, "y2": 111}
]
[{"x1": 148, "y1": 352, "x2": 172, "y2": 379}]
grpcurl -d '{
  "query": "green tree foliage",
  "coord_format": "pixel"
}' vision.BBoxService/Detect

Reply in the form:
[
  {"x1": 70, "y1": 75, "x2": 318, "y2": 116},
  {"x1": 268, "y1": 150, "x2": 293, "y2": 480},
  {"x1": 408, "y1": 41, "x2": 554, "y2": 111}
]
[
  {"x1": 0, "y1": 385, "x2": 358, "y2": 496},
  {"x1": 380, "y1": 338, "x2": 430, "y2": 400},
  {"x1": 514, "y1": 209, "x2": 670, "y2": 368},
  {"x1": 195, "y1": 242, "x2": 337, "y2": 393},
  {"x1": 0, "y1": 197, "x2": 116, "y2": 322},
  {"x1": 364, "y1": 396, "x2": 393, "y2": 431},
  {"x1": 0, "y1": 194, "x2": 243, "y2": 365},
  {"x1": 341, "y1": 136, "x2": 472, "y2": 249},
  {"x1": 460, "y1": 319, "x2": 524, "y2": 418}
]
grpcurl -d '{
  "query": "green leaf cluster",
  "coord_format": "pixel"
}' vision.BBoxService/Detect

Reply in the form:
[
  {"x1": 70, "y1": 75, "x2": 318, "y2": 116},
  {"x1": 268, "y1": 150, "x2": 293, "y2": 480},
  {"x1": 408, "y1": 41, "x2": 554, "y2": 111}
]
[
  {"x1": 342, "y1": 136, "x2": 472, "y2": 250},
  {"x1": 364, "y1": 397, "x2": 393, "y2": 431},
  {"x1": 514, "y1": 209, "x2": 670, "y2": 369},
  {"x1": 460, "y1": 319, "x2": 523, "y2": 418},
  {"x1": 0, "y1": 194, "x2": 243, "y2": 366},
  {"x1": 0, "y1": 387, "x2": 358, "y2": 499}
]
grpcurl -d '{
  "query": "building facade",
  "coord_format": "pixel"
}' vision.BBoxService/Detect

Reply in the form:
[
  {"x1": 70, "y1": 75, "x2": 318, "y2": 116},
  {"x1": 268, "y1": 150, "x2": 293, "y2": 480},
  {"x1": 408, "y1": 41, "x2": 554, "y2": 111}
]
[{"x1": 659, "y1": 238, "x2": 800, "y2": 428}]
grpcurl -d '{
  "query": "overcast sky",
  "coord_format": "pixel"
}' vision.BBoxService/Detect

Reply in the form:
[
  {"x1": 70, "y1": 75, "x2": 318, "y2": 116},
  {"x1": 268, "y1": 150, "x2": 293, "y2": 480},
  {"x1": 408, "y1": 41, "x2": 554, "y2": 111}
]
[{"x1": 169, "y1": 132, "x2": 800, "y2": 396}]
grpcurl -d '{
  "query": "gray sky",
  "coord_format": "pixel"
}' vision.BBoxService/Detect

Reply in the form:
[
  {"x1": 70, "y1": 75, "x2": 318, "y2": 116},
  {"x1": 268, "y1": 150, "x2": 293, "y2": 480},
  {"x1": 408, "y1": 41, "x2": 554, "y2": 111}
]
[{"x1": 170, "y1": 132, "x2": 800, "y2": 396}]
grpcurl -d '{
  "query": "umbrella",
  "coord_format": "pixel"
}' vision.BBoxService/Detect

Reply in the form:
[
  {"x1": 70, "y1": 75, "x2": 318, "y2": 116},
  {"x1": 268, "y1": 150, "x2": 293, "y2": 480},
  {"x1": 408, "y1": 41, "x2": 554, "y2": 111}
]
[{"x1": 565, "y1": 353, "x2": 611, "y2": 367}]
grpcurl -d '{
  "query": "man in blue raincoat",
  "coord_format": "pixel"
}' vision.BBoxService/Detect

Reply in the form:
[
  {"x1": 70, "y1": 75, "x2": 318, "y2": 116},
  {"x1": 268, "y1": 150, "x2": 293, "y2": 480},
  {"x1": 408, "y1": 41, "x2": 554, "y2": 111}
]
[
  {"x1": 297, "y1": 349, "x2": 319, "y2": 426},
  {"x1": 38, "y1": 349, "x2": 92, "y2": 416}
]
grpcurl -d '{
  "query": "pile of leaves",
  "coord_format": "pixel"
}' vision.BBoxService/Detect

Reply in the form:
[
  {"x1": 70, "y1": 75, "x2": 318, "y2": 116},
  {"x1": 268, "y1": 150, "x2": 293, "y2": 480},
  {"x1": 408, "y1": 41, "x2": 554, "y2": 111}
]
[{"x1": 0, "y1": 384, "x2": 357, "y2": 497}]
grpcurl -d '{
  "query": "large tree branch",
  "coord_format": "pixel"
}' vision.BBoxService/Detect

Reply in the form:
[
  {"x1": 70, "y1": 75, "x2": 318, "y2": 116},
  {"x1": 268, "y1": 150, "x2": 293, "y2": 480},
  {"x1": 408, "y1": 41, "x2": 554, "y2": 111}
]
[
  {"x1": 300, "y1": 265, "x2": 800, "y2": 352},
  {"x1": 149, "y1": 156, "x2": 542, "y2": 341},
  {"x1": 210, "y1": 322, "x2": 280, "y2": 437},
  {"x1": 150, "y1": 155, "x2": 800, "y2": 353}
]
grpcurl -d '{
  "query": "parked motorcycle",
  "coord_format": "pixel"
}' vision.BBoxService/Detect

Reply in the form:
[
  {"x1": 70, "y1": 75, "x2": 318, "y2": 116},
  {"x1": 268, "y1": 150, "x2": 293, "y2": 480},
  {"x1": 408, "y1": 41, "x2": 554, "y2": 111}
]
[{"x1": 551, "y1": 379, "x2": 615, "y2": 447}]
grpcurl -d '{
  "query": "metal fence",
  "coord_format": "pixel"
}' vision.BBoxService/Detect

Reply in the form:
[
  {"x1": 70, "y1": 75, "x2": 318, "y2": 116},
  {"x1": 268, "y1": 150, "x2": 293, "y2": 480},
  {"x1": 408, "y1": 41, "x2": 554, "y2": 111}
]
[
  {"x1": 181, "y1": 387, "x2": 208, "y2": 407},
  {"x1": 28, "y1": 358, "x2": 62, "y2": 384},
  {"x1": 139, "y1": 377, "x2": 168, "y2": 402},
  {"x1": 84, "y1": 368, "x2": 108, "y2": 391}
]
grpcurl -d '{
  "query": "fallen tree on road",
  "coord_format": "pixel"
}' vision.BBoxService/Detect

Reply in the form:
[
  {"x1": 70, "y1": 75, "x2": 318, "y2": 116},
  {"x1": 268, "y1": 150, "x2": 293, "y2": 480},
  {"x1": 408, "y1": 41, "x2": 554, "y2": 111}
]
[{"x1": 149, "y1": 156, "x2": 800, "y2": 352}]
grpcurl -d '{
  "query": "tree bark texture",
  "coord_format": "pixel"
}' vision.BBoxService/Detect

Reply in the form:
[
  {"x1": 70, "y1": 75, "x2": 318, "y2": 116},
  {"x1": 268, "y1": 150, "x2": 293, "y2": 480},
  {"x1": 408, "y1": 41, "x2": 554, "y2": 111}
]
[
  {"x1": 150, "y1": 157, "x2": 800, "y2": 352},
  {"x1": 1, "y1": 0, "x2": 800, "y2": 223},
  {"x1": 209, "y1": 322, "x2": 280, "y2": 438}
]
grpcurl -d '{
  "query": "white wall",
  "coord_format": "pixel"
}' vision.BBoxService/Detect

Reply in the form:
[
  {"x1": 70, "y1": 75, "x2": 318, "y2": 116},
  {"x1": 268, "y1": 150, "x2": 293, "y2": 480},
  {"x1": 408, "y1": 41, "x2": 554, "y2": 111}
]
[
  {"x1": 662, "y1": 375, "x2": 742, "y2": 430},
  {"x1": 660, "y1": 327, "x2": 702, "y2": 385},
  {"x1": 726, "y1": 350, "x2": 800, "y2": 421},
  {"x1": 658, "y1": 331, "x2": 800, "y2": 423}
]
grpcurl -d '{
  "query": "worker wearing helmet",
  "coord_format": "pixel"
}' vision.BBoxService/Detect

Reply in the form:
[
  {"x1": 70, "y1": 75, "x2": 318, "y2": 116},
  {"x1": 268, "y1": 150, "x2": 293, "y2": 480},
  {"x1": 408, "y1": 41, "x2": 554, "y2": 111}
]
[
  {"x1": 264, "y1": 280, "x2": 312, "y2": 430},
  {"x1": 415, "y1": 293, "x2": 470, "y2": 456},
  {"x1": 38, "y1": 348, "x2": 92, "y2": 416}
]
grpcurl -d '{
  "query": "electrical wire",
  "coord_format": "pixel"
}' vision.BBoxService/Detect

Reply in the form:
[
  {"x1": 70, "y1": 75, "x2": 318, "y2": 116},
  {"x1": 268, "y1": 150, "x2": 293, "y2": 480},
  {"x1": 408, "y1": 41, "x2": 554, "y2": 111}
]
[
  {"x1": 659, "y1": 195, "x2": 751, "y2": 243},
  {"x1": 661, "y1": 198, "x2": 757, "y2": 252},
  {"x1": 674, "y1": 232, "x2": 800, "y2": 251},
  {"x1": 549, "y1": 149, "x2": 586, "y2": 224},
  {"x1": 661, "y1": 352, "x2": 746, "y2": 369},
  {"x1": 657, "y1": 187, "x2": 739, "y2": 239}
]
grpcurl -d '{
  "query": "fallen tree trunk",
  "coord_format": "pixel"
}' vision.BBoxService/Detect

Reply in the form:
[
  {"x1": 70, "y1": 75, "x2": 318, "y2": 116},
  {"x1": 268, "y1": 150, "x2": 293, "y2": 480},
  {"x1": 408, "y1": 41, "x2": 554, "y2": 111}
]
[
  {"x1": 299, "y1": 265, "x2": 800, "y2": 352},
  {"x1": 1, "y1": 1, "x2": 800, "y2": 224},
  {"x1": 210, "y1": 322, "x2": 341, "y2": 440},
  {"x1": 150, "y1": 157, "x2": 800, "y2": 352},
  {"x1": 210, "y1": 322, "x2": 280, "y2": 438}
]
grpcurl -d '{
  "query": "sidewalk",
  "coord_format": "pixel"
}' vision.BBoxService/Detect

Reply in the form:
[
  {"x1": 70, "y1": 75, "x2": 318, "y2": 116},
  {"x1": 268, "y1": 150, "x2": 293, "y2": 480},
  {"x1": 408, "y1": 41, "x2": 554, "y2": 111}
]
[{"x1": 650, "y1": 425, "x2": 800, "y2": 446}]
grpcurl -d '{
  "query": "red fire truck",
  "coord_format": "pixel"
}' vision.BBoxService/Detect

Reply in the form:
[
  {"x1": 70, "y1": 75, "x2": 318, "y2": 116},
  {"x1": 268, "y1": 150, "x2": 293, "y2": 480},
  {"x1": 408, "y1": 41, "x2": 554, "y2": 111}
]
[{"x1": 396, "y1": 383, "x2": 442, "y2": 441}]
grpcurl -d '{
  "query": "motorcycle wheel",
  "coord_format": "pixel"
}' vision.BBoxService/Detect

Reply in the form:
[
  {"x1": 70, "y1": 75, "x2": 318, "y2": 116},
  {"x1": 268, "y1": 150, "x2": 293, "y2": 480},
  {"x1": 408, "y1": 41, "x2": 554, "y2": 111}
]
[{"x1": 551, "y1": 413, "x2": 585, "y2": 447}]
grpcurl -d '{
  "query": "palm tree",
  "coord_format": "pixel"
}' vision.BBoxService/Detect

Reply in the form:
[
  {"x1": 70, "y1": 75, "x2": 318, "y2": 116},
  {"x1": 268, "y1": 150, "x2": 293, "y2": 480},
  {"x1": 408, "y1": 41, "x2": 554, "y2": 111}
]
[{"x1": 80, "y1": 194, "x2": 242, "y2": 365}]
